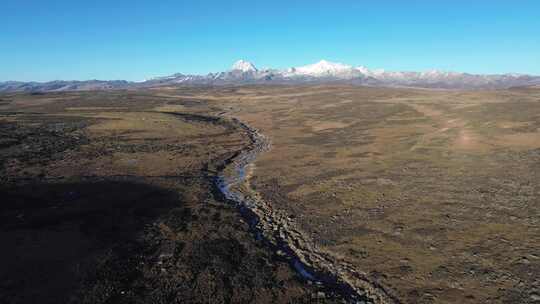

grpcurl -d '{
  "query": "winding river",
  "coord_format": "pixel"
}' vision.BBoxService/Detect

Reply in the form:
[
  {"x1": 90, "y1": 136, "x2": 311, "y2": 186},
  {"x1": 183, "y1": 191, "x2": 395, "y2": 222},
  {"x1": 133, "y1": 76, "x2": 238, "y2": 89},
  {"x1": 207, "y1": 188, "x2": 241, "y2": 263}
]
[{"x1": 213, "y1": 116, "x2": 400, "y2": 304}]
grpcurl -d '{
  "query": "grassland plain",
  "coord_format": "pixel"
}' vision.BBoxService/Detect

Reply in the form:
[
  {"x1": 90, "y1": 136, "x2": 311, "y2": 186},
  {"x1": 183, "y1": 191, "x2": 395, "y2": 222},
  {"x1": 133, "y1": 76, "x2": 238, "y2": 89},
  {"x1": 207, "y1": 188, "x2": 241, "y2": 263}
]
[
  {"x1": 1, "y1": 85, "x2": 539, "y2": 303},
  {"x1": 0, "y1": 91, "x2": 339, "y2": 304},
  {"x1": 151, "y1": 85, "x2": 540, "y2": 303}
]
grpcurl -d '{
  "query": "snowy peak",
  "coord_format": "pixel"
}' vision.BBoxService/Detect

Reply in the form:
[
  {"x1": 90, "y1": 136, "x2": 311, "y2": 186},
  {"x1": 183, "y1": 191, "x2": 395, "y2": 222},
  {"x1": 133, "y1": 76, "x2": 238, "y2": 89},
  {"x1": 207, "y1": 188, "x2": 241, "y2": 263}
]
[
  {"x1": 293, "y1": 60, "x2": 355, "y2": 76},
  {"x1": 355, "y1": 66, "x2": 371, "y2": 74},
  {"x1": 281, "y1": 59, "x2": 370, "y2": 80},
  {"x1": 231, "y1": 60, "x2": 258, "y2": 72},
  {"x1": 419, "y1": 70, "x2": 463, "y2": 78},
  {"x1": 4, "y1": 59, "x2": 539, "y2": 93}
]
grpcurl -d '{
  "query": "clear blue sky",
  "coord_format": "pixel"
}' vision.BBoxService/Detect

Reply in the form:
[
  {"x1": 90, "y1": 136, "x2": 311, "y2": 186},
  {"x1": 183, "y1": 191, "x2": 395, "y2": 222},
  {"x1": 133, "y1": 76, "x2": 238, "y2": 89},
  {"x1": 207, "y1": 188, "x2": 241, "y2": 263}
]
[{"x1": 1, "y1": 0, "x2": 539, "y2": 82}]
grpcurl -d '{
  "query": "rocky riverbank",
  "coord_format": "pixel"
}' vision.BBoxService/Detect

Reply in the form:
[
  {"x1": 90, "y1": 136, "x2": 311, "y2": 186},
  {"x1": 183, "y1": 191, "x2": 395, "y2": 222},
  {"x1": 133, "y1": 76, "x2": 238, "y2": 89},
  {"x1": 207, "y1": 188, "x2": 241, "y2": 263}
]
[
  {"x1": 0, "y1": 93, "x2": 335, "y2": 304},
  {"x1": 213, "y1": 115, "x2": 400, "y2": 304}
]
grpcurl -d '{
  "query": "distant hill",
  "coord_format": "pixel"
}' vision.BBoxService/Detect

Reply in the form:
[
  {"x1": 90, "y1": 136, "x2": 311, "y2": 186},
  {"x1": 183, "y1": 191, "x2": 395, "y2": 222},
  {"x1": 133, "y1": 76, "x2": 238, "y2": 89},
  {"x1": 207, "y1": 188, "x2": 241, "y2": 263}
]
[
  {"x1": 2, "y1": 60, "x2": 539, "y2": 92},
  {"x1": 0, "y1": 80, "x2": 130, "y2": 93}
]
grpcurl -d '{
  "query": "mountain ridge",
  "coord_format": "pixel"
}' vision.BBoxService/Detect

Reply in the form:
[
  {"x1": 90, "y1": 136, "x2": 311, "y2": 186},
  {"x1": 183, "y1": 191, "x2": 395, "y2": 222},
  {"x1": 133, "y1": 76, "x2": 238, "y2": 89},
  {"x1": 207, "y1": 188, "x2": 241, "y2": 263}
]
[{"x1": 2, "y1": 59, "x2": 539, "y2": 92}]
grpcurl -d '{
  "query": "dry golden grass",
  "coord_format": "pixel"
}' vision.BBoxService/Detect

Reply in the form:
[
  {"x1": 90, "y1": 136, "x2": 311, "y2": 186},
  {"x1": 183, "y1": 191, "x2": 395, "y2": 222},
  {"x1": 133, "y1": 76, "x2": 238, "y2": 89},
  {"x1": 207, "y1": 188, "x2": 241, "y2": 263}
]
[
  {"x1": 155, "y1": 85, "x2": 540, "y2": 304},
  {"x1": 0, "y1": 90, "x2": 323, "y2": 304},
  {"x1": 4, "y1": 85, "x2": 538, "y2": 303}
]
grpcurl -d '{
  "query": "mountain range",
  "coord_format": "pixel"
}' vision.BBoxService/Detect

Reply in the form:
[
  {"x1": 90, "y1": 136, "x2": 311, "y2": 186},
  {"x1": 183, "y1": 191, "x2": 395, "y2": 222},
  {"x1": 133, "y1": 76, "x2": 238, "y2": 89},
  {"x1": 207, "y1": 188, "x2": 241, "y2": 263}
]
[{"x1": 2, "y1": 60, "x2": 539, "y2": 92}]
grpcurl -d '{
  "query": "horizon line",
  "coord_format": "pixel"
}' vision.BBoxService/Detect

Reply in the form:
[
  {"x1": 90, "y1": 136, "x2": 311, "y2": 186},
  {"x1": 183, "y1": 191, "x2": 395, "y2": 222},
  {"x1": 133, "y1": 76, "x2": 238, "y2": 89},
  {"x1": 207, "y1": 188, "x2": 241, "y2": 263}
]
[{"x1": 1, "y1": 59, "x2": 538, "y2": 83}]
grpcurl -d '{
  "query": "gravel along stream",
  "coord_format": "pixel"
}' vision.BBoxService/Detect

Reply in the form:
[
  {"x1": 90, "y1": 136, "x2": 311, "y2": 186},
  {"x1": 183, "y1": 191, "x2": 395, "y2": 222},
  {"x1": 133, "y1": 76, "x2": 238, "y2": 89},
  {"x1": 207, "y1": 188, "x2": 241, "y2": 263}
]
[{"x1": 214, "y1": 115, "x2": 400, "y2": 304}]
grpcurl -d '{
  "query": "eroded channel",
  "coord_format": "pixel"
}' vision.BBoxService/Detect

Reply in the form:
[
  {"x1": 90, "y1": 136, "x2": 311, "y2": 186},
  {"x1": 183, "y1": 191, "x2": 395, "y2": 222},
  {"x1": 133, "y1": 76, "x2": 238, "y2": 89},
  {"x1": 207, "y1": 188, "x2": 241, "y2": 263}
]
[{"x1": 212, "y1": 114, "x2": 400, "y2": 304}]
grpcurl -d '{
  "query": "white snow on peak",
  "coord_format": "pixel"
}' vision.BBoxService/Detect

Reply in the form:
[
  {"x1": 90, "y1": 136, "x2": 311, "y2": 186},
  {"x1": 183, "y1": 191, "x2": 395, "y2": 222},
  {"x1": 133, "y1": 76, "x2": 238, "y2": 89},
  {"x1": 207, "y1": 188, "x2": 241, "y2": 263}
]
[
  {"x1": 282, "y1": 60, "x2": 373, "y2": 80},
  {"x1": 232, "y1": 60, "x2": 258, "y2": 72},
  {"x1": 137, "y1": 59, "x2": 540, "y2": 90},
  {"x1": 420, "y1": 69, "x2": 461, "y2": 78},
  {"x1": 354, "y1": 66, "x2": 371, "y2": 75},
  {"x1": 293, "y1": 60, "x2": 354, "y2": 76}
]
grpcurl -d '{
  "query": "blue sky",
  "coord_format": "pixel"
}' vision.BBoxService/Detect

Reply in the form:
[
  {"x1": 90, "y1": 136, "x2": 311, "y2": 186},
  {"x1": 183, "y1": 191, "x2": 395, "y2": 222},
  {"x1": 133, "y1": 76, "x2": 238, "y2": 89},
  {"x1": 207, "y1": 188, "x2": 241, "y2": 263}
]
[{"x1": 1, "y1": 0, "x2": 539, "y2": 81}]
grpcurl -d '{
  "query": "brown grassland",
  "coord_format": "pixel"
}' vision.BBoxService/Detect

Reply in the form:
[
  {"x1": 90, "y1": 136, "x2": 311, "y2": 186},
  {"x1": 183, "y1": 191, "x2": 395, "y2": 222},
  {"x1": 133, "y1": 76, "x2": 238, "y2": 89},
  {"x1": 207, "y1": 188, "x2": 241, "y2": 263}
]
[
  {"x1": 1, "y1": 85, "x2": 539, "y2": 303},
  {"x1": 0, "y1": 91, "x2": 333, "y2": 303},
  {"x1": 153, "y1": 85, "x2": 540, "y2": 303}
]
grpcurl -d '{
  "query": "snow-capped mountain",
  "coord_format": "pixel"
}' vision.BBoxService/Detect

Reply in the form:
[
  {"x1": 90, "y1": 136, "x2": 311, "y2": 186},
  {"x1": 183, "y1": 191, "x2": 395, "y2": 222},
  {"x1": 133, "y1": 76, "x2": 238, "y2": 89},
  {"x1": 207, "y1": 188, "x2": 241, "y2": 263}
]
[
  {"x1": 231, "y1": 60, "x2": 258, "y2": 72},
  {"x1": 285, "y1": 60, "x2": 362, "y2": 79},
  {"x1": 367, "y1": 69, "x2": 539, "y2": 89},
  {"x1": 1, "y1": 59, "x2": 539, "y2": 92},
  {"x1": 147, "y1": 59, "x2": 539, "y2": 89}
]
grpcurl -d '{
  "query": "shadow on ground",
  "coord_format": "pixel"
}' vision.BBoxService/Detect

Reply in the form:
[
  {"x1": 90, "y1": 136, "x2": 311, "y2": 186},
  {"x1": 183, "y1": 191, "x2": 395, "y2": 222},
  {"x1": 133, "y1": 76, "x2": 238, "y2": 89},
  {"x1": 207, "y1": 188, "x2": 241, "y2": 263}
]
[{"x1": 0, "y1": 180, "x2": 183, "y2": 304}]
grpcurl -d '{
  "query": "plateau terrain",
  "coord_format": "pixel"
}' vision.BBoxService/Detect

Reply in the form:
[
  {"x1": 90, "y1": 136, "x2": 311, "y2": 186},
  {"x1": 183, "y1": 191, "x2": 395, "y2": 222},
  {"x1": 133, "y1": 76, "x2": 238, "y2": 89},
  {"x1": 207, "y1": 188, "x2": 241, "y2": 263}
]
[{"x1": 1, "y1": 84, "x2": 539, "y2": 303}]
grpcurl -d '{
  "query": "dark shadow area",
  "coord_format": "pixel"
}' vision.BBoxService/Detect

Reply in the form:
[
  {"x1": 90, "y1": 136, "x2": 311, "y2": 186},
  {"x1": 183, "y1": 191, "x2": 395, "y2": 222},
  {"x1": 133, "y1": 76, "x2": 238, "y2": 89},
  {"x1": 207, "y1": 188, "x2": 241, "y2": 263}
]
[{"x1": 0, "y1": 180, "x2": 186, "y2": 304}]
